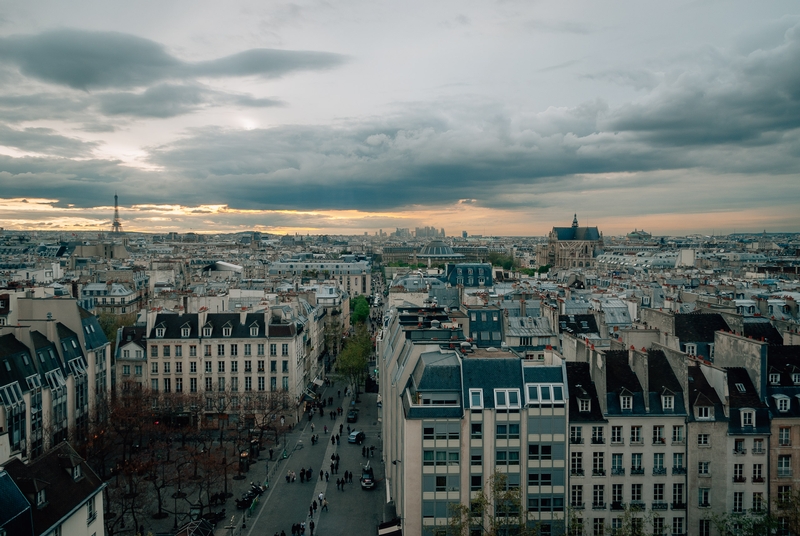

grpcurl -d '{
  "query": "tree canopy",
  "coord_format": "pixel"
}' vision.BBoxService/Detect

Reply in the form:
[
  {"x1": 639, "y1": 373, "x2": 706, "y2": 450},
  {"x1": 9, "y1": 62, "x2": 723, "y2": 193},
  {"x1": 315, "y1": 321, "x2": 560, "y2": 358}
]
[{"x1": 351, "y1": 295, "x2": 370, "y2": 324}]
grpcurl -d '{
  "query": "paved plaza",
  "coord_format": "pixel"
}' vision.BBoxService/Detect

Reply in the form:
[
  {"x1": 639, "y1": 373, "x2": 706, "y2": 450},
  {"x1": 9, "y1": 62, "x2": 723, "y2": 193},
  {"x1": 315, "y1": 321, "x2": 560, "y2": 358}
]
[{"x1": 144, "y1": 387, "x2": 386, "y2": 536}]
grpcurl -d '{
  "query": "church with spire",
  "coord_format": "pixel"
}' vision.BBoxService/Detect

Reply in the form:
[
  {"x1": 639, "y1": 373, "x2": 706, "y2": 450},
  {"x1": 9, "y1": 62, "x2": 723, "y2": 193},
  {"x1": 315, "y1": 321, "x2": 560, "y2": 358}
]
[{"x1": 537, "y1": 214, "x2": 603, "y2": 269}]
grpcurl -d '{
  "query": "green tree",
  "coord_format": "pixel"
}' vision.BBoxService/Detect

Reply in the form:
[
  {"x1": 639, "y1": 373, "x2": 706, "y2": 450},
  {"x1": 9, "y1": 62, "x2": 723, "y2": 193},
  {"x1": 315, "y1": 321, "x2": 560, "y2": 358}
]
[
  {"x1": 710, "y1": 508, "x2": 776, "y2": 536},
  {"x1": 448, "y1": 473, "x2": 538, "y2": 536},
  {"x1": 337, "y1": 323, "x2": 371, "y2": 397},
  {"x1": 488, "y1": 253, "x2": 516, "y2": 271},
  {"x1": 537, "y1": 265, "x2": 551, "y2": 274},
  {"x1": 97, "y1": 311, "x2": 137, "y2": 355},
  {"x1": 350, "y1": 295, "x2": 370, "y2": 324}
]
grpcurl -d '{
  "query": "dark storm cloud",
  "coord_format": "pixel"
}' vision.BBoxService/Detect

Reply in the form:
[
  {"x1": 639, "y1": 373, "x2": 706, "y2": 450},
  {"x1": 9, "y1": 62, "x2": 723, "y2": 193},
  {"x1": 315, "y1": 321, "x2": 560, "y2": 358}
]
[
  {"x1": 97, "y1": 84, "x2": 282, "y2": 118},
  {"x1": 0, "y1": 29, "x2": 347, "y2": 90},
  {"x1": 0, "y1": 124, "x2": 98, "y2": 157}
]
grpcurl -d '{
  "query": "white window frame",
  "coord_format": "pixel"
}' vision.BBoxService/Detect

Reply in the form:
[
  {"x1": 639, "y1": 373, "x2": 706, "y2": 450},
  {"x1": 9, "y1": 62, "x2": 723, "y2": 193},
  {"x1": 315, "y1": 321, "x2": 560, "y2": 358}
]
[
  {"x1": 741, "y1": 409, "x2": 754, "y2": 427},
  {"x1": 770, "y1": 373, "x2": 780, "y2": 385},
  {"x1": 250, "y1": 326, "x2": 259, "y2": 336},
  {"x1": 181, "y1": 327, "x2": 190, "y2": 337},
  {"x1": 579, "y1": 399, "x2": 591, "y2": 412},
  {"x1": 697, "y1": 406, "x2": 711, "y2": 419},
  {"x1": 661, "y1": 395, "x2": 674, "y2": 411},
  {"x1": 202, "y1": 327, "x2": 212, "y2": 337},
  {"x1": 494, "y1": 389, "x2": 521, "y2": 410},
  {"x1": 621, "y1": 395, "x2": 632, "y2": 410},
  {"x1": 469, "y1": 389, "x2": 483, "y2": 409},
  {"x1": 223, "y1": 327, "x2": 232, "y2": 337},
  {"x1": 156, "y1": 327, "x2": 165, "y2": 337},
  {"x1": 775, "y1": 394, "x2": 790, "y2": 412}
]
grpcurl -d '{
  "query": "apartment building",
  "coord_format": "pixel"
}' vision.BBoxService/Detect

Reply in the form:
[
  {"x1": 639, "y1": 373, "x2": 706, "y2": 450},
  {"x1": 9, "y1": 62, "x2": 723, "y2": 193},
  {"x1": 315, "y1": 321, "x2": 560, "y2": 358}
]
[
  {"x1": 143, "y1": 304, "x2": 324, "y2": 427},
  {"x1": 0, "y1": 297, "x2": 110, "y2": 461},
  {"x1": 583, "y1": 349, "x2": 689, "y2": 536}
]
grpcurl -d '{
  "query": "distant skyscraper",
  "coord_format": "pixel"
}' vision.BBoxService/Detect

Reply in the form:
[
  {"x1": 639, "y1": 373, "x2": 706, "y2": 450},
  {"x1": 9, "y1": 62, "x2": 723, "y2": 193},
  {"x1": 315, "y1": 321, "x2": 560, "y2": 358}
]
[{"x1": 111, "y1": 193, "x2": 124, "y2": 234}]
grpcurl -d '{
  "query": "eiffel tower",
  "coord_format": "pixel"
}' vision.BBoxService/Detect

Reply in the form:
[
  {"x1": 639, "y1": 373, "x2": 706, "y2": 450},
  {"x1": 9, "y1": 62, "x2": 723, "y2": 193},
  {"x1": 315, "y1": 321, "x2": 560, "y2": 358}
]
[{"x1": 111, "y1": 193, "x2": 124, "y2": 234}]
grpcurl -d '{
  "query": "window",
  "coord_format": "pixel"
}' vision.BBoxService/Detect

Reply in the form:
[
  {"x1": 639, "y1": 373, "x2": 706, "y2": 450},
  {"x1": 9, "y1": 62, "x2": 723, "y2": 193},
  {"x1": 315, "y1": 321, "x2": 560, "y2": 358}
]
[
  {"x1": 753, "y1": 464, "x2": 763, "y2": 482},
  {"x1": 592, "y1": 485, "x2": 605, "y2": 509},
  {"x1": 190, "y1": 378, "x2": 197, "y2": 392},
  {"x1": 631, "y1": 483, "x2": 642, "y2": 502},
  {"x1": 672, "y1": 425, "x2": 684, "y2": 443},
  {"x1": 150, "y1": 345, "x2": 158, "y2": 357},
  {"x1": 471, "y1": 423, "x2": 482, "y2": 439},
  {"x1": 470, "y1": 389, "x2": 483, "y2": 409},
  {"x1": 218, "y1": 378, "x2": 225, "y2": 391},
  {"x1": 204, "y1": 345, "x2": 211, "y2": 357},
  {"x1": 734, "y1": 463, "x2": 744, "y2": 482},
  {"x1": 579, "y1": 399, "x2": 591, "y2": 412},
  {"x1": 471, "y1": 475, "x2": 483, "y2": 492},
  {"x1": 122, "y1": 365, "x2": 130, "y2": 375},
  {"x1": 612, "y1": 484, "x2": 623, "y2": 505},
  {"x1": 270, "y1": 344, "x2": 277, "y2": 356},
  {"x1": 495, "y1": 450, "x2": 519, "y2": 466},
  {"x1": 270, "y1": 360, "x2": 277, "y2": 373},
  {"x1": 673, "y1": 453, "x2": 684, "y2": 471},
  {"x1": 205, "y1": 361, "x2": 212, "y2": 373},
  {"x1": 653, "y1": 483, "x2": 664, "y2": 502},
  {"x1": 780, "y1": 427, "x2": 791, "y2": 446},
  {"x1": 593, "y1": 518, "x2": 605, "y2": 536},
  {"x1": 494, "y1": 389, "x2": 521, "y2": 410},
  {"x1": 231, "y1": 361, "x2": 238, "y2": 373},
  {"x1": 257, "y1": 344, "x2": 265, "y2": 356},
  {"x1": 250, "y1": 326, "x2": 258, "y2": 336},
  {"x1": 163, "y1": 345, "x2": 170, "y2": 357},
  {"x1": 571, "y1": 452, "x2": 583, "y2": 475},
  {"x1": 592, "y1": 452, "x2": 605, "y2": 476},
  {"x1": 205, "y1": 378, "x2": 212, "y2": 392},
  {"x1": 621, "y1": 395, "x2": 632, "y2": 410},
  {"x1": 684, "y1": 343, "x2": 696, "y2": 355},
  {"x1": 733, "y1": 491, "x2": 743, "y2": 513},
  {"x1": 653, "y1": 453, "x2": 664, "y2": 474},
  {"x1": 244, "y1": 360, "x2": 252, "y2": 372},
  {"x1": 282, "y1": 343, "x2": 289, "y2": 356},
  {"x1": 258, "y1": 377, "x2": 265, "y2": 391},
  {"x1": 630, "y1": 426, "x2": 642, "y2": 444},
  {"x1": 779, "y1": 455, "x2": 792, "y2": 477},
  {"x1": 87, "y1": 495, "x2": 96, "y2": 524},
  {"x1": 753, "y1": 492, "x2": 764, "y2": 512},
  {"x1": 778, "y1": 396, "x2": 791, "y2": 412},
  {"x1": 794, "y1": 373, "x2": 800, "y2": 385},
  {"x1": 223, "y1": 327, "x2": 232, "y2": 337},
  {"x1": 661, "y1": 395, "x2": 673, "y2": 411},
  {"x1": 570, "y1": 426, "x2": 583, "y2": 444},
  {"x1": 528, "y1": 444, "x2": 552, "y2": 461},
  {"x1": 699, "y1": 520, "x2": 710, "y2": 536},
  {"x1": 653, "y1": 517, "x2": 664, "y2": 536},
  {"x1": 697, "y1": 434, "x2": 709, "y2": 446},
  {"x1": 175, "y1": 345, "x2": 182, "y2": 357},
  {"x1": 163, "y1": 362, "x2": 170, "y2": 374},
  {"x1": 753, "y1": 438, "x2": 764, "y2": 453},
  {"x1": 771, "y1": 373, "x2": 781, "y2": 385},
  {"x1": 571, "y1": 485, "x2": 583, "y2": 507},
  {"x1": 156, "y1": 327, "x2": 165, "y2": 338},
  {"x1": 151, "y1": 362, "x2": 158, "y2": 374},
  {"x1": 631, "y1": 453, "x2": 642, "y2": 472},
  {"x1": 611, "y1": 426, "x2": 622, "y2": 444},
  {"x1": 217, "y1": 344, "x2": 225, "y2": 356},
  {"x1": 697, "y1": 406, "x2": 710, "y2": 419},
  {"x1": 218, "y1": 361, "x2": 225, "y2": 373},
  {"x1": 230, "y1": 344, "x2": 238, "y2": 357},
  {"x1": 698, "y1": 461, "x2": 709, "y2": 475},
  {"x1": 742, "y1": 410, "x2": 754, "y2": 427},
  {"x1": 673, "y1": 483, "x2": 684, "y2": 505},
  {"x1": 282, "y1": 360, "x2": 289, "y2": 373},
  {"x1": 203, "y1": 327, "x2": 212, "y2": 337},
  {"x1": 258, "y1": 360, "x2": 265, "y2": 372},
  {"x1": 182, "y1": 327, "x2": 190, "y2": 337},
  {"x1": 592, "y1": 426, "x2": 604, "y2": 444},
  {"x1": 471, "y1": 451, "x2": 482, "y2": 466},
  {"x1": 653, "y1": 425, "x2": 664, "y2": 444},
  {"x1": 611, "y1": 453, "x2": 623, "y2": 474},
  {"x1": 672, "y1": 517, "x2": 684, "y2": 535},
  {"x1": 496, "y1": 423, "x2": 520, "y2": 439}
]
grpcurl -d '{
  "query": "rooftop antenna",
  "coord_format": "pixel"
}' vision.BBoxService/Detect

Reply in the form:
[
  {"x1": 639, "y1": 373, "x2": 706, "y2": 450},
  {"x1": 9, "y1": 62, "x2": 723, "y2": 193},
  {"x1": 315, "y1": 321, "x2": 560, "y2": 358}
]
[{"x1": 111, "y1": 192, "x2": 124, "y2": 234}]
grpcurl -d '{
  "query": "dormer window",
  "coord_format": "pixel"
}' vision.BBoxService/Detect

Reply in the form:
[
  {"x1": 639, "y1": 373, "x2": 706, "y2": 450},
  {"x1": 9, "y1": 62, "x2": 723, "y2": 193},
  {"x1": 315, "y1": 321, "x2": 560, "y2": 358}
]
[
  {"x1": 36, "y1": 489, "x2": 46, "y2": 507},
  {"x1": 223, "y1": 327, "x2": 232, "y2": 337},
  {"x1": 741, "y1": 410, "x2": 754, "y2": 427},
  {"x1": 181, "y1": 327, "x2": 190, "y2": 338},
  {"x1": 156, "y1": 328, "x2": 165, "y2": 338},
  {"x1": 250, "y1": 326, "x2": 259, "y2": 336},
  {"x1": 735, "y1": 383, "x2": 746, "y2": 393},
  {"x1": 203, "y1": 327, "x2": 212, "y2": 337},
  {"x1": 621, "y1": 395, "x2": 632, "y2": 410},
  {"x1": 793, "y1": 373, "x2": 800, "y2": 385},
  {"x1": 774, "y1": 394, "x2": 790, "y2": 412},
  {"x1": 661, "y1": 395, "x2": 674, "y2": 411},
  {"x1": 684, "y1": 343, "x2": 697, "y2": 356},
  {"x1": 770, "y1": 373, "x2": 780, "y2": 385},
  {"x1": 470, "y1": 388, "x2": 483, "y2": 410},
  {"x1": 494, "y1": 389, "x2": 521, "y2": 410},
  {"x1": 73, "y1": 464, "x2": 82, "y2": 480},
  {"x1": 579, "y1": 399, "x2": 591, "y2": 412},
  {"x1": 697, "y1": 406, "x2": 712, "y2": 419}
]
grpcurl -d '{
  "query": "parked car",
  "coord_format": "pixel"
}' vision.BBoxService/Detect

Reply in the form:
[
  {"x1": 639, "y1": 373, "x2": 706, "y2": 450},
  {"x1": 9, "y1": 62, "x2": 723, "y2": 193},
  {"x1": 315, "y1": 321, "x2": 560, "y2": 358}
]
[
  {"x1": 348, "y1": 430, "x2": 365, "y2": 444},
  {"x1": 346, "y1": 409, "x2": 359, "y2": 423},
  {"x1": 360, "y1": 462, "x2": 375, "y2": 489}
]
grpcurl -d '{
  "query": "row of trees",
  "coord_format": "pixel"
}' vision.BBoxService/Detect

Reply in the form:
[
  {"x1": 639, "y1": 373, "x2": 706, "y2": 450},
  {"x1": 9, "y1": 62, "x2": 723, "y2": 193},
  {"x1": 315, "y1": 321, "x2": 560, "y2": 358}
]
[
  {"x1": 446, "y1": 473, "x2": 800, "y2": 536},
  {"x1": 82, "y1": 385, "x2": 294, "y2": 535}
]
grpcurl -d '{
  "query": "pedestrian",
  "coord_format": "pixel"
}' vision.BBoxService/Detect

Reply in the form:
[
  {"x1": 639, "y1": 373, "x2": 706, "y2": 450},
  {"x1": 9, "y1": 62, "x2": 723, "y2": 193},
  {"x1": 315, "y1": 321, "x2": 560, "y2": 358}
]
[
  {"x1": 331, "y1": 435, "x2": 335, "y2": 445},
  {"x1": 310, "y1": 520, "x2": 315, "y2": 536},
  {"x1": 335, "y1": 453, "x2": 340, "y2": 463},
  {"x1": 347, "y1": 425, "x2": 351, "y2": 434},
  {"x1": 362, "y1": 445, "x2": 366, "y2": 457},
  {"x1": 335, "y1": 461, "x2": 339, "y2": 473},
  {"x1": 319, "y1": 491, "x2": 324, "y2": 502},
  {"x1": 313, "y1": 500, "x2": 317, "y2": 513},
  {"x1": 336, "y1": 434, "x2": 340, "y2": 445},
  {"x1": 300, "y1": 471, "x2": 305, "y2": 483},
  {"x1": 320, "y1": 470, "x2": 324, "y2": 481},
  {"x1": 324, "y1": 425, "x2": 328, "y2": 434},
  {"x1": 322, "y1": 498, "x2": 328, "y2": 511},
  {"x1": 370, "y1": 445, "x2": 375, "y2": 457},
  {"x1": 309, "y1": 505, "x2": 313, "y2": 517},
  {"x1": 325, "y1": 471, "x2": 329, "y2": 482},
  {"x1": 339, "y1": 424, "x2": 343, "y2": 434},
  {"x1": 311, "y1": 423, "x2": 315, "y2": 432},
  {"x1": 330, "y1": 462, "x2": 334, "y2": 474},
  {"x1": 269, "y1": 447, "x2": 274, "y2": 460},
  {"x1": 336, "y1": 478, "x2": 341, "y2": 490},
  {"x1": 307, "y1": 468, "x2": 313, "y2": 481}
]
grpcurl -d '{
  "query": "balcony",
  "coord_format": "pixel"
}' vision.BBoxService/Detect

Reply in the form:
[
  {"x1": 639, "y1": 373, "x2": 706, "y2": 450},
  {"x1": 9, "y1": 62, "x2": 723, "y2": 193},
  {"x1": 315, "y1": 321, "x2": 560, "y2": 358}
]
[
  {"x1": 779, "y1": 440, "x2": 792, "y2": 447},
  {"x1": 699, "y1": 502, "x2": 711, "y2": 509},
  {"x1": 653, "y1": 438, "x2": 666, "y2": 445},
  {"x1": 652, "y1": 501, "x2": 668, "y2": 511},
  {"x1": 752, "y1": 447, "x2": 765, "y2": 455},
  {"x1": 630, "y1": 437, "x2": 643, "y2": 446},
  {"x1": 610, "y1": 501, "x2": 625, "y2": 511},
  {"x1": 570, "y1": 437, "x2": 584, "y2": 445},
  {"x1": 592, "y1": 469, "x2": 606, "y2": 477},
  {"x1": 570, "y1": 502, "x2": 584, "y2": 510},
  {"x1": 653, "y1": 467, "x2": 667, "y2": 476},
  {"x1": 671, "y1": 502, "x2": 687, "y2": 510},
  {"x1": 592, "y1": 502, "x2": 606, "y2": 510},
  {"x1": 671, "y1": 439, "x2": 685, "y2": 446},
  {"x1": 733, "y1": 449, "x2": 746, "y2": 456},
  {"x1": 570, "y1": 469, "x2": 585, "y2": 477},
  {"x1": 778, "y1": 469, "x2": 793, "y2": 478},
  {"x1": 733, "y1": 476, "x2": 747, "y2": 483},
  {"x1": 611, "y1": 438, "x2": 624, "y2": 445},
  {"x1": 753, "y1": 476, "x2": 765, "y2": 483},
  {"x1": 672, "y1": 467, "x2": 687, "y2": 475},
  {"x1": 630, "y1": 501, "x2": 645, "y2": 511},
  {"x1": 630, "y1": 467, "x2": 645, "y2": 475},
  {"x1": 611, "y1": 467, "x2": 625, "y2": 476},
  {"x1": 591, "y1": 437, "x2": 605, "y2": 445}
]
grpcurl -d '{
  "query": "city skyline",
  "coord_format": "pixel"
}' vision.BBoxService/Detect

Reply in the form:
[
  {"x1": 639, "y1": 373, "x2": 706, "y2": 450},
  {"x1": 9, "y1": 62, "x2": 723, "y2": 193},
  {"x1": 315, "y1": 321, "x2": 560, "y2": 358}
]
[{"x1": 0, "y1": 1, "x2": 799, "y2": 236}]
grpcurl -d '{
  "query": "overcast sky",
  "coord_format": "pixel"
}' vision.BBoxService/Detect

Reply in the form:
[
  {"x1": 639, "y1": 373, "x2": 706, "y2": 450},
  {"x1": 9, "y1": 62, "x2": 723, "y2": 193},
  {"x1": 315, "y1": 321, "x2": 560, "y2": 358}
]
[{"x1": 0, "y1": 0, "x2": 798, "y2": 236}]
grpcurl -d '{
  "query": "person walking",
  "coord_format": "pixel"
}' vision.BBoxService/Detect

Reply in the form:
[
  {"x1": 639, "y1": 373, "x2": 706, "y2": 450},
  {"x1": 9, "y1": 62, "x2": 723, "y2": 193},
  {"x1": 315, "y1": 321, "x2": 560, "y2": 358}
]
[
  {"x1": 320, "y1": 470, "x2": 324, "y2": 481},
  {"x1": 331, "y1": 435, "x2": 335, "y2": 445},
  {"x1": 269, "y1": 447, "x2": 274, "y2": 460},
  {"x1": 319, "y1": 492, "x2": 324, "y2": 503},
  {"x1": 322, "y1": 498, "x2": 328, "y2": 511},
  {"x1": 309, "y1": 505, "x2": 313, "y2": 517},
  {"x1": 325, "y1": 471, "x2": 329, "y2": 482},
  {"x1": 309, "y1": 520, "x2": 315, "y2": 536}
]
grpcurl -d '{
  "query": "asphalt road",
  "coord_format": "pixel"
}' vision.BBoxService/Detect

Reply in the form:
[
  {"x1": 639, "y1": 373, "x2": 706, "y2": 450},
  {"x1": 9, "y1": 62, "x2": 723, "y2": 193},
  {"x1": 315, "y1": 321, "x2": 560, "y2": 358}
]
[{"x1": 242, "y1": 387, "x2": 385, "y2": 536}]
